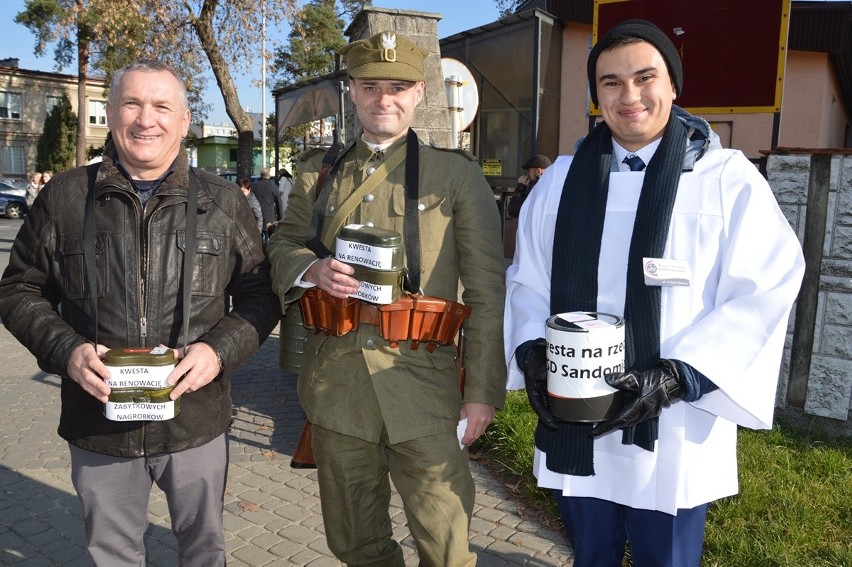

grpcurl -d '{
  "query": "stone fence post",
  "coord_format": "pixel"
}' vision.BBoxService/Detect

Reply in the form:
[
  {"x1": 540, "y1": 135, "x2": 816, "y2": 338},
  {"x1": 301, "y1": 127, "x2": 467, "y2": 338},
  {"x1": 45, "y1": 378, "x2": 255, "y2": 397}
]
[{"x1": 766, "y1": 149, "x2": 852, "y2": 436}]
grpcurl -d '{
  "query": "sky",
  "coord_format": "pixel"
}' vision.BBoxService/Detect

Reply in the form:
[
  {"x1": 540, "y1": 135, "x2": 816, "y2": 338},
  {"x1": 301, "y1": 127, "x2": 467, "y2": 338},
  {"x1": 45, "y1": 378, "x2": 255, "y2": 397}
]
[{"x1": 0, "y1": 0, "x2": 501, "y2": 126}]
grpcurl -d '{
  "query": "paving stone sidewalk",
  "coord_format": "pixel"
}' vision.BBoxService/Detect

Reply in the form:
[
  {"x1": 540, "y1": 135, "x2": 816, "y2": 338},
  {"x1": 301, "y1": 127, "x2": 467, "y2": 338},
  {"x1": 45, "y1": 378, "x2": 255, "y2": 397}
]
[{"x1": 0, "y1": 323, "x2": 573, "y2": 566}]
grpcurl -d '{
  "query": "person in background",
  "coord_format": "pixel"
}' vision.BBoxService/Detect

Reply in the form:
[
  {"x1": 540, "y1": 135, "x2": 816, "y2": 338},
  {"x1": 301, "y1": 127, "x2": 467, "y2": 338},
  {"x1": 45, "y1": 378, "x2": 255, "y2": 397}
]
[
  {"x1": 0, "y1": 60, "x2": 280, "y2": 566},
  {"x1": 251, "y1": 167, "x2": 283, "y2": 243},
  {"x1": 41, "y1": 170, "x2": 53, "y2": 186},
  {"x1": 503, "y1": 154, "x2": 552, "y2": 260},
  {"x1": 267, "y1": 30, "x2": 506, "y2": 566},
  {"x1": 25, "y1": 171, "x2": 42, "y2": 207},
  {"x1": 239, "y1": 177, "x2": 264, "y2": 233},
  {"x1": 506, "y1": 154, "x2": 551, "y2": 219},
  {"x1": 504, "y1": 19, "x2": 804, "y2": 566},
  {"x1": 277, "y1": 168, "x2": 294, "y2": 218}
]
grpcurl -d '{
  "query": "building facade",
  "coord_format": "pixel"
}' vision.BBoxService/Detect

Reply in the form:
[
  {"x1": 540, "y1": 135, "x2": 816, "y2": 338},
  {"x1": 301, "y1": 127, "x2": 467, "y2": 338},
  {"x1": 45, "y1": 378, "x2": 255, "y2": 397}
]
[
  {"x1": 187, "y1": 116, "x2": 278, "y2": 179},
  {"x1": 0, "y1": 59, "x2": 109, "y2": 179}
]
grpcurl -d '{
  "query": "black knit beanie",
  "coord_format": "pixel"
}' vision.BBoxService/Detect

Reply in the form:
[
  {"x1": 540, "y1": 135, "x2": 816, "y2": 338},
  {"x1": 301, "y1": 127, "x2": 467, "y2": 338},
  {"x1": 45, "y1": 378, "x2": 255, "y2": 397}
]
[{"x1": 587, "y1": 19, "x2": 683, "y2": 107}]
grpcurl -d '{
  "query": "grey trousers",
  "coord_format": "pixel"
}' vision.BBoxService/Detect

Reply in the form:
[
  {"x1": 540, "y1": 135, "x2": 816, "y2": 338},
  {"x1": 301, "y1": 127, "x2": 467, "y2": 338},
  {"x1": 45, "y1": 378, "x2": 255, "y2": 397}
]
[
  {"x1": 69, "y1": 433, "x2": 228, "y2": 566},
  {"x1": 313, "y1": 424, "x2": 476, "y2": 567}
]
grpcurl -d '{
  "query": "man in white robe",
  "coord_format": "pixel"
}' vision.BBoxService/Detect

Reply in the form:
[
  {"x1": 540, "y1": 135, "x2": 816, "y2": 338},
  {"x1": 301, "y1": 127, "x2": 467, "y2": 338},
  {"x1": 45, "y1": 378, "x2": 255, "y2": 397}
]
[{"x1": 504, "y1": 19, "x2": 804, "y2": 567}]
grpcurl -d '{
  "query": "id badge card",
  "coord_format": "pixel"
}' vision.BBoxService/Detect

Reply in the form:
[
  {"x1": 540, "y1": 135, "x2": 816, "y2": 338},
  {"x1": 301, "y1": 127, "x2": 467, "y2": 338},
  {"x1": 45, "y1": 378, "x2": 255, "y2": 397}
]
[{"x1": 643, "y1": 257, "x2": 691, "y2": 286}]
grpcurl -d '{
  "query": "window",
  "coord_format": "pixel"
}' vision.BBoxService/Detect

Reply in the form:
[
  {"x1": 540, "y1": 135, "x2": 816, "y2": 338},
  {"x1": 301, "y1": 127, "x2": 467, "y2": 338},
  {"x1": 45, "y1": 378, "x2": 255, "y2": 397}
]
[
  {"x1": 46, "y1": 94, "x2": 63, "y2": 115},
  {"x1": 0, "y1": 91, "x2": 22, "y2": 120},
  {"x1": 1, "y1": 145, "x2": 26, "y2": 175},
  {"x1": 88, "y1": 99, "x2": 107, "y2": 126}
]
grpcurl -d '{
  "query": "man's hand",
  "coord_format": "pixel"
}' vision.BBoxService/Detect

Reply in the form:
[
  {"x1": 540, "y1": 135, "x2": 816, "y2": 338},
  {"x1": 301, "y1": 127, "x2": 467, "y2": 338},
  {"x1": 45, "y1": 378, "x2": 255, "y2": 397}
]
[
  {"x1": 167, "y1": 342, "x2": 223, "y2": 400},
  {"x1": 66, "y1": 342, "x2": 111, "y2": 403},
  {"x1": 304, "y1": 256, "x2": 359, "y2": 299},
  {"x1": 591, "y1": 359, "x2": 685, "y2": 438},
  {"x1": 458, "y1": 402, "x2": 496, "y2": 446},
  {"x1": 520, "y1": 339, "x2": 558, "y2": 429}
]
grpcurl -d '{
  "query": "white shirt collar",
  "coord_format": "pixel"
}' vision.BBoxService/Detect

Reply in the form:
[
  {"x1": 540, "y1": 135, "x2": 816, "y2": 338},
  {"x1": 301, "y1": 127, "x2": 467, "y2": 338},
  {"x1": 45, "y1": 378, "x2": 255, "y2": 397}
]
[
  {"x1": 362, "y1": 135, "x2": 394, "y2": 152},
  {"x1": 612, "y1": 138, "x2": 663, "y2": 172}
]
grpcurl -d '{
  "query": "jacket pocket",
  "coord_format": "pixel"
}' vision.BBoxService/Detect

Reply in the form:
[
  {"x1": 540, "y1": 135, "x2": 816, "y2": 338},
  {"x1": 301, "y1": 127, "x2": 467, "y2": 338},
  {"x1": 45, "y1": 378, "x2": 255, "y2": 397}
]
[
  {"x1": 58, "y1": 232, "x2": 109, "y2": 299},
  {"x1": 176, "y1": 231, "x2": 226, "y2": 297},
  {"x1": 390, "y1": 188, "x2": 448, "y2": 251}
]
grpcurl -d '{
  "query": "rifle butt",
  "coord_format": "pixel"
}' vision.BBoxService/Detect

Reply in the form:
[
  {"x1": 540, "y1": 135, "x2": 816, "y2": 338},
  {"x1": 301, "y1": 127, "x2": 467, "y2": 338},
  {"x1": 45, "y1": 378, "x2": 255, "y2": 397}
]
[{"x1": 290, "y1": 419, "x2": 317, "y2": 469}]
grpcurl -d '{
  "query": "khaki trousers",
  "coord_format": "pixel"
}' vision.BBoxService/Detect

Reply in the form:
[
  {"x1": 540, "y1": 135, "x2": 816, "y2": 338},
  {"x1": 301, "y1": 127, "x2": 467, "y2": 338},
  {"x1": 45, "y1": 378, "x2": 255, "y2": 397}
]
[{"x1": 313, "y1": 424, "x2": 476, "y2": 567}]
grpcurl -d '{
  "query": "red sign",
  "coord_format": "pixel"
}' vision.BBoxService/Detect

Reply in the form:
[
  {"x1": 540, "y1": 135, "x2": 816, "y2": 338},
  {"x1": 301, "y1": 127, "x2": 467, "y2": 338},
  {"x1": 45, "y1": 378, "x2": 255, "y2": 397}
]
[{"x1": 594, "y1": 0, "x2": 790, "y2": 113}]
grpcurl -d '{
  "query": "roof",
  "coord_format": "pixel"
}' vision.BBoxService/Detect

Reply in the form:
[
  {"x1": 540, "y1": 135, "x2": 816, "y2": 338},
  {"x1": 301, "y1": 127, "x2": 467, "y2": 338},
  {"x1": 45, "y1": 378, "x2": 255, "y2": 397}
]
[
  {"x1": 788, "y1": 1, "x2": 852, "y2": 115},
  {"x1": 0, "y1": 64, "x2": 107, "y2": 85}
]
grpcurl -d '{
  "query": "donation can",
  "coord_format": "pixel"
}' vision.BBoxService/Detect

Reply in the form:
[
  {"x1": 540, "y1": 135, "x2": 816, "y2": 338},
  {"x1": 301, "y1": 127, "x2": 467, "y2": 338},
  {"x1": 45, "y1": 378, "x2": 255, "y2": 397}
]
[
  {"x1": 335, "y1": 224, "x2": 405, "y2": 304},
  {"x1": 545, "y1": 312, "x2": 625, "y2": 422},
  {"x1": 104, "y1": 346, "x2": 179, "y2": 421}
]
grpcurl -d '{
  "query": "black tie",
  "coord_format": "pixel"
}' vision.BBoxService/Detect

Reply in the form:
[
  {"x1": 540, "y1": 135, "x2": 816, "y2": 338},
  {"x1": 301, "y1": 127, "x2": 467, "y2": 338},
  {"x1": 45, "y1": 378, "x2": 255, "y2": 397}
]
[{"x1": 623, "y1": 154, "x2": 645, "y2": 171}]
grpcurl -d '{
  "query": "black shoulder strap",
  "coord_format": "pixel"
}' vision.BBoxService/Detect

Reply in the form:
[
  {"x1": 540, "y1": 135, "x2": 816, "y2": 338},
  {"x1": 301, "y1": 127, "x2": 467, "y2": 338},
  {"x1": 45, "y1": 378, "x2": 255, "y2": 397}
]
[
  {"x1": 83, "y1": 163, "x2": 101, "y2": 345},
  {"x1": 402, "y1": 129, "x2": 421, "y2": 293},
  {"x1": 183, "y1": 170, "x2": 200, "y2": 349}
]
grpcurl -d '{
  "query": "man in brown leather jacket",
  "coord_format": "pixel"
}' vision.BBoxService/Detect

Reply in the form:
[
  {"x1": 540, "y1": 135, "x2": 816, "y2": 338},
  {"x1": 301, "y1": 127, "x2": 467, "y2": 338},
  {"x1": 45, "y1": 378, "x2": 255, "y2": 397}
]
[
  {"x1": 0, "y1": 60, "x2": 279, "y2": 566},
  {"x1": 267, "y1": 32, "x2": 506, "y2": 566}
]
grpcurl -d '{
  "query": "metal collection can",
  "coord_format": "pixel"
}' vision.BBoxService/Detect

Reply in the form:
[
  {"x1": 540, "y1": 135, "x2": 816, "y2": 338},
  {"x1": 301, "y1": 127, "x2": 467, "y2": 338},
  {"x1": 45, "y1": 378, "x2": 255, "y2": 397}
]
[
  {"x1": 103, "y1": 346, "x2": 179, "y2": 421},
  {"x1": 545, "y1": 312, "x2": 625, "y2": 423},
  {"x1": 335, "y1": 224, "x2": 405, "y2": 304}
]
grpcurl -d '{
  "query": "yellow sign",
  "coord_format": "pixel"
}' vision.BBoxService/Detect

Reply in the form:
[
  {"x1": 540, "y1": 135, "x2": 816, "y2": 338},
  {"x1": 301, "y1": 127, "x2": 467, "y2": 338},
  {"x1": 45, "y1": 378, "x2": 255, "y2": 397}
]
[{"x1": 482, "y1": 159, "x2": 502, "y2": 177}]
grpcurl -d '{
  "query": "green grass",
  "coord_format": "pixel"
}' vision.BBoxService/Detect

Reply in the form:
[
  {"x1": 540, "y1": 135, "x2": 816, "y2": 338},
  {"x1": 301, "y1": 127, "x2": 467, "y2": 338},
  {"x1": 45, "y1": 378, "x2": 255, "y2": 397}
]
[{"x1": 474, "y1": 391, "x2": 852, "y2": 567}]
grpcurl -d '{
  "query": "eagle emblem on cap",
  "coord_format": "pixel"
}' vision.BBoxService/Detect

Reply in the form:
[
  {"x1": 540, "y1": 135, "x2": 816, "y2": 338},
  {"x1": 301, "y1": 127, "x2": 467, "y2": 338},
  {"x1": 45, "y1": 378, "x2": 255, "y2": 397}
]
[{"x1": 380, "y1": 32, "x2": 397, "y2": 62}]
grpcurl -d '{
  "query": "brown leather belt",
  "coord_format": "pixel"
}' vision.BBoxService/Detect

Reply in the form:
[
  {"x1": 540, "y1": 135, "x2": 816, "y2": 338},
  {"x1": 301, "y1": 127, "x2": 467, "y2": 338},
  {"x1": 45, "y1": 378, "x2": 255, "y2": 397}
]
[{"x1": 359, "y1": 302, "x2": 380, "y2": 326}]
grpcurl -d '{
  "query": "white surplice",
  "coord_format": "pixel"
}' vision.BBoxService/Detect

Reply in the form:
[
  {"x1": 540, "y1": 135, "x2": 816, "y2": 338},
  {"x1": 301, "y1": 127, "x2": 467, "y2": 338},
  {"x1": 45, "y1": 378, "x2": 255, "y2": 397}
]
[{"x1": 504, "y1": 148, "x2": 805, "y2": 514}]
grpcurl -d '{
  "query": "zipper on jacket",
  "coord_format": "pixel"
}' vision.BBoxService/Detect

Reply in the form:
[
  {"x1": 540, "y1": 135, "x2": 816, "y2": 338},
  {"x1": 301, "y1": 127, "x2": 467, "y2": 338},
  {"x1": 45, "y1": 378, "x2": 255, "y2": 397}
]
[
  {"x1": 136, "y1": 196, "x2": 150, "y2": 458},
  {"x1": 138, "y1": 200, "x2": 148, "y2": 346}
]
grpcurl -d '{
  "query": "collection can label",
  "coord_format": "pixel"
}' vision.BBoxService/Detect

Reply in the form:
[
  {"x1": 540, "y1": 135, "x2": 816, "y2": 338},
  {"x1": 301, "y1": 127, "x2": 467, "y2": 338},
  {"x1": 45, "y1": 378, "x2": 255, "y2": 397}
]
[
  {"x1": 545, "y1": 312, "x2": 625, "y2": 423},
  {"x1": 104, "y1": 347, "x2": 179, "y2": 421}
]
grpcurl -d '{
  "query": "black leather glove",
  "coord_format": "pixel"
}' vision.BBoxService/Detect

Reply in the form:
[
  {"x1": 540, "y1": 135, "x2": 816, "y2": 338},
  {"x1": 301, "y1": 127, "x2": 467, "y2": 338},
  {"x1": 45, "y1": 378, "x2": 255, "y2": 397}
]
[
  {"x1": 591, "y1": 359, "x2": 685, "y2": 438},
  {"x1": 519, "y1": 338, "x2": 558, "y2": 430}
]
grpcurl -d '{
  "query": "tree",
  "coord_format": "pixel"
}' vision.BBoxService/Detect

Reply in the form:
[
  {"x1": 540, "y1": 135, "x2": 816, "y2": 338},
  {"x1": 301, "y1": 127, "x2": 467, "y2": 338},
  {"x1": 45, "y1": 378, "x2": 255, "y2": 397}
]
[
  {"x1": 133, "y1": 0, "x2": 298, "y2": 180},
  {"x1": 274, "y1": 0, "x2": 346, "y2": 84},
  {"x1": 16, "y1": 0, "x2": 145, "y2": 167},
  {"x1": 272, "y1": 0, "x2": 368, "y2": 157},
  {"x1": 36, "y1": 92, "x2": 77, "y2": 172},
  {"x1": 495, "y1": 0, "x2": 524, "y2": 17}
]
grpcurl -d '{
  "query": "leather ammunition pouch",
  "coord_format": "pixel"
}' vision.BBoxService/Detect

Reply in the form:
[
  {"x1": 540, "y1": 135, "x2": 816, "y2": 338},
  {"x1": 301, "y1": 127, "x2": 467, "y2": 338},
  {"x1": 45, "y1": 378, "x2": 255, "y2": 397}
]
[{"x1": 299, "y1": 287, "x2": 471, "y2": 351}]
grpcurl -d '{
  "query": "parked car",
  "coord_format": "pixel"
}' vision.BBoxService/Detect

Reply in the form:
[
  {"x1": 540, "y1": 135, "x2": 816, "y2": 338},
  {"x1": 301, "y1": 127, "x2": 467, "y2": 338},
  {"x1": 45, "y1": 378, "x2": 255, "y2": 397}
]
[
  {"x1": 0, "y1": 192, "x2": 28, "y2": 219},
  {"x1": 0, "y1": 180, "x2": 27, "y2": 198}
]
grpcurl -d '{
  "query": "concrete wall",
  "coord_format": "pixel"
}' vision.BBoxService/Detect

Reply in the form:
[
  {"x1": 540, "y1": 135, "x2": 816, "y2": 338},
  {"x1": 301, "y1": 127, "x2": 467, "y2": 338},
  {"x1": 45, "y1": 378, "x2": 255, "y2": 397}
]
[{"x1": 768, "y1": 150, "x2": 852, "y2": 435}]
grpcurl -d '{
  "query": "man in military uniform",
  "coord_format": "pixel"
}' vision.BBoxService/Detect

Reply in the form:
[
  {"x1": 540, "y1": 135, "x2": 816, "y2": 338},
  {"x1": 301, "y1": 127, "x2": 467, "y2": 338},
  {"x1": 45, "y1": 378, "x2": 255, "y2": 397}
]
[{"x1": 267, "y1": 31, "x2": 506, "y2": 566}]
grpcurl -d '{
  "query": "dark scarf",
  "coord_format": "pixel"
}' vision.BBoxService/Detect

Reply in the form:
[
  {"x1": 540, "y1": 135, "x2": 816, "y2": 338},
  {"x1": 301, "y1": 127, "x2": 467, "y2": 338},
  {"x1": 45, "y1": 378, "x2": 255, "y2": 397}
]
[{"x1": 537, "y1": 111, "x2": 688, "y2": 476}]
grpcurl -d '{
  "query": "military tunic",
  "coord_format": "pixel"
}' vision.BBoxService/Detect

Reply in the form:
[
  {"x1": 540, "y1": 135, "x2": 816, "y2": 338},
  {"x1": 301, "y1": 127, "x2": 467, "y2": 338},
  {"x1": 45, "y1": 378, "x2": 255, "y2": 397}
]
[{"x1": 268, "y1": 135, "x2": 507, "y2": 445}]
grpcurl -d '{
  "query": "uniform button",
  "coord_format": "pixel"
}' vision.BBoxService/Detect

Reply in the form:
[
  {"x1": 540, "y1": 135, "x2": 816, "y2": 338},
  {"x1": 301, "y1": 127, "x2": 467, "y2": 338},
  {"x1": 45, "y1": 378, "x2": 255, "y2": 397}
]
[
  {"x1": 365, "y1": 222, "x2": 375, "y2": 227},
  {"x1": 328, "y1": 204, "x2": 335, "y2": 213},
  {"x1": 366, "y1": 167, "x2": 376, "y2": 176},
  {"x1": 365, "y1": 339, "x2": 375, "y2": 348},
  {"x1": 417, "y1": 203, "x2": 425, "y2": 211},
  {"x1": 364, "y1": 194, "x2": 374, "y2": 203}
]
